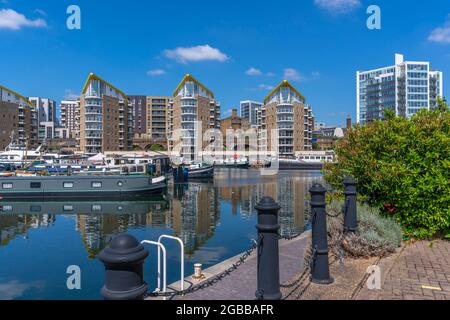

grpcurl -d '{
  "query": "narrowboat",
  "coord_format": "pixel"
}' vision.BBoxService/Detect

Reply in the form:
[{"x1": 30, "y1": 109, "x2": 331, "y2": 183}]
[
  {"x1": 0, "y1": 199, "x2": 170, "y2": 216},
  {"x1": 0, "y1": 170, "x2": 167, "y2": 200}
]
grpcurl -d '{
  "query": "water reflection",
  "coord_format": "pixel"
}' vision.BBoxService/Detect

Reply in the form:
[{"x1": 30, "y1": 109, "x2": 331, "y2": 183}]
[
  {"x1": 0, "y1": 169, "x2": 322, "y2": 299},
  {"x1": 171, "y1": 182, "x2": 220, "y2": 255},
  {"x1": 0, "y1": 170, "x2": 321, "y2": 257}
]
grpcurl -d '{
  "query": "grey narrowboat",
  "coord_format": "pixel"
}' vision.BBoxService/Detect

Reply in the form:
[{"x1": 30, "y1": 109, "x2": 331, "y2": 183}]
[{"x1": 0, "y1": 175, "x2": 167, "y2": 200}]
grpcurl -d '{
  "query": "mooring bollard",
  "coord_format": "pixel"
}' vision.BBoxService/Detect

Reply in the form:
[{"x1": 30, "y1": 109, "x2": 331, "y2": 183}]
[
  {"x1": 343, "y1": 176, "x2": 358, "y2": 233},
  {"x1": 99, "y1": 233, "x2": 149, "y2": 300},
  {"x1": 254, "y1": 197, "x2": 282, "y2": 300},
  {"x1": 309, "y1": 184, "x2": 334, "y2": 284}
]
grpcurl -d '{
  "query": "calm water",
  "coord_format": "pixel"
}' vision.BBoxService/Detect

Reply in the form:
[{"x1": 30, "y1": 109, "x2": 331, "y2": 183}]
[{"x1": 0, "y1": 169, "x2": 322, "y2": 300}]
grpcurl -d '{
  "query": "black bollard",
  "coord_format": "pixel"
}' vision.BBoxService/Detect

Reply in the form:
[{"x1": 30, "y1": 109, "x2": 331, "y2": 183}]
[
  {"x1": 254, "y1": 197, "x2": 282, "y2": 300},
  {"x1": 343, "y1": 177, "x2": 358, "y2": 233},
  {"x1": 309, "y1": 184, "x2": 334, "y2": 285},
  {"x1": 99, "y1": 234, "x2": 149, "y2": 300}
]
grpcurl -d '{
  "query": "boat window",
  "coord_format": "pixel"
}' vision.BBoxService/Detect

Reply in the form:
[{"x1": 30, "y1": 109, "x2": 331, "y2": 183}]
[
  {"x1": 92, "y1": 181, "x2": 102, "y2": 188},
  {"x1": 30, "y1": 205, "x2": 42, "y2": 212},
  {"x1": 137, "y1": 165, "x2": 144, "y2": 172},
  {"x1": 0, "y1": 205, "x2": 13, "y2": 212},
  {"x1": 2, "y1": 183, "x2": 13, "y2": 189},
  {"x1": 129, "y1": 166, "x2": 137, "y2": 173},
  {"x1": 117, "y1": 181, "x2": 123, "y2": 187},
  {"x1": 30, "y1": 182, "x2": 41, "y2": 189},
  {"x1": 63, "y1": 182, "x2": 74, "y2": 188}
]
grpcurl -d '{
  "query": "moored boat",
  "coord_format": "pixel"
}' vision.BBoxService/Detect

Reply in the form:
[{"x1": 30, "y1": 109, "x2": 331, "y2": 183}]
[
  {"x1": 0, "y1": 166, "x2": 167, "y2": 200},
  {"x1": 188, "y1": 163, "x2": 214, "y2": 178},
  {"x1": 172, "y1": 162, "x2": 214, "y2": 181},
  {"x1": 215, "y1": 158, "x2": 249, "y2": 169}
]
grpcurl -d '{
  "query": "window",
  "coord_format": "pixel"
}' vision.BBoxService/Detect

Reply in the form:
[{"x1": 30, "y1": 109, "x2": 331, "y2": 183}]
[
  {"x1": 30, "y1": 182, "x2": 41, "y2": 189},
  {"x1": 2, "y1": 183, "x2": 13, "y2": 189},
  {"x1": 92, "y1": 182, "x2": 102, "y2": 188},
  {"x1": 0, "y1": 205, "x2": 13, "y2": 212},
  {"x1": 30, "y1": 205, "x2": 42, "y2": 212},
  {"x1": 63, "y1": 182, "x2": 74, "y2": 188}
]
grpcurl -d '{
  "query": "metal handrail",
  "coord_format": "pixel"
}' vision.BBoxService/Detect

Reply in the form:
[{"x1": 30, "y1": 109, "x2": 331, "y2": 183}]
[
  {"x1": 141, "y1": 240, "x2": 167, "y2": 294},
  {"x1": 158, "y1": 235, "x2": 185, "y2": 292}
]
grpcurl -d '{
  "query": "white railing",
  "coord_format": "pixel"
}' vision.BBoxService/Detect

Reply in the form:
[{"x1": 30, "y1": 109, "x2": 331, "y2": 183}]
[
  {"x1": 141, "y1": 240, "x2": 167, "y2": 294},
  {"x1": 141, "y1": 235, "x2": 185, "y2": 296},
  {"x1": 158, "y1": 235, "x2": 184, "y2": 292}
]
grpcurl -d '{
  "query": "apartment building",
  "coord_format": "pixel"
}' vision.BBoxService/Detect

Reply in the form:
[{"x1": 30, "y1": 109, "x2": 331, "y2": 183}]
[
  {"x1": 128, "y1": 96, "x2": 147, "y2": 134},
  {"x1": 257, "y1": 80, "x2": 314, "y2": 157},
  {"x1": 29, "y1": 97, "x2": 58, "y2": 145},
  {"x1": 147, "y1": 96, "x2": 169, "y2": 147},
  {"x1": 0, "y1": 85, "x2": 38, "y2": 149},
  {"x1": 60, "y1": 99, "x2": 80, "y2": 138},
  {"x1": 167, "y1": 74, "x2": 220, "y2": 161},
  {"x1": 79, "y1": 73, "x2": 133, "y2": 155},
  {"x1": 240, "y1": 100, "x2": 262, "y2": 127},
  {"x1": 357, "y1": 53, "x2": 444, "y2": 124}
]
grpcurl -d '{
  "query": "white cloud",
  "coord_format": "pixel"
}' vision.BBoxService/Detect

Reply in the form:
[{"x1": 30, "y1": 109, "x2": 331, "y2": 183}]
[
  {"x1": 246, "y1": 67, "x2": 263, "y2": 76},
  {"x1": 0, "y1": 9, "x2": 47, "y2": 30},
  {"x1": 34, "y1": 9, "x2": 47, "y2": 17},
  {"x1": 147, "y1": 69, "x2": 166, "y2": 76},
  {"x1": 64, "y1": 89, "x2": 79, "y2": 100},
  {"x1": 314, "y1": 0, "x2": 361, "y2": 14},
  {"x1": 428, "y1": 15, "x2": 450, "y2": 44},
  {"x1": 284, "y1": 68, "x2": 304, "y2": 82},
  {"x1": 163, "y1": 45, "x2": 229, "y2": 64},
  {"x1": 259, "y1": 84, "x2": 274, "y2": 91}
]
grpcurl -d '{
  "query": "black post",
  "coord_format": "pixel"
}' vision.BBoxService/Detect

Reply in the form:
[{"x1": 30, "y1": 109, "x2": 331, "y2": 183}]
[
  {"x1": 254, "y1": 197, "x2": 282, "y2": 300},
  {"x1": 99, "y1": 234, "x2": 149, "y2": 300},
  {"x1": 309, "y1": 184, "x2": 334, "y2": 285},
  {"x1": 343, "y1": 177, "x2": 358, "y2": 233}
]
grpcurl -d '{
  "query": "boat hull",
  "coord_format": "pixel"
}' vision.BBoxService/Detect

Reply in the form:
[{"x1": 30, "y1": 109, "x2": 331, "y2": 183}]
[
  {"x1": 0, "y1": 175, "x2": 166, "y2": 200},
  {"x1": 278, "y1": 160, "x2": 323, "y2": 171},
  {"x1": 188, "y1": 165, "x2": 214, "y2": 179},
  {"x1": 215, "y1": 163, "x2": 249, "y2": 169}
]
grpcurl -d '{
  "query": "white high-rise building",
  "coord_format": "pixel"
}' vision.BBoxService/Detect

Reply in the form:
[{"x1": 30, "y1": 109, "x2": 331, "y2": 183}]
[
  {"x1": 29, "y1": 97, "x2": 58, "y2": 144},
  {"x1": 357, "y1": 54, "x2": 443, "y2": 124},
  {"x1": 240, "y1": 100, "x2": 262, "y2": 127}
]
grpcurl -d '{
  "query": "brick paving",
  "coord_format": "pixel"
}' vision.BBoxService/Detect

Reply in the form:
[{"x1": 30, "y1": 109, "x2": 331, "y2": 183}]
[
  {"x1": 148, "y1": 237, "x2": 450, "y2": 300},
  {"x1": 153, "y1": 232, "x2": 311, "y2": 300},
  {"x1": 356, "y1": 240, "x2": 450, "y2": 300}
]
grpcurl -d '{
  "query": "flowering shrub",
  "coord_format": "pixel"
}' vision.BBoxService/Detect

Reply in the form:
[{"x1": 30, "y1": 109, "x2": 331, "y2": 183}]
[{"x1": 324, "y1": 107, "x2": 450, "y2": 239}]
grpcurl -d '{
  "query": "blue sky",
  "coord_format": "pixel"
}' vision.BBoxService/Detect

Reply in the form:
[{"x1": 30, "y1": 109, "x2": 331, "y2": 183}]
[{"x1": 0, "y1": 0, "x2": 449, "y2": 126}]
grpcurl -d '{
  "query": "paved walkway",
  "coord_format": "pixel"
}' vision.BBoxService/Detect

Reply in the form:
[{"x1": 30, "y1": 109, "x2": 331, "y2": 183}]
[
  {"x1": 284, "y1": 240, "x2": 450, "y2": 300},
  {"x1": 356, "y1": 240, "x2": 450, "y2": 300},
  {"x1": 149, "y1": 232, "x2": 310, "y2": 300}
]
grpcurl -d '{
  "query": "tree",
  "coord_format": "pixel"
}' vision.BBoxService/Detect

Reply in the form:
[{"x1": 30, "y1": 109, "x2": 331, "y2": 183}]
[
  {"x1": 437, "y1": 96, "x2": 449, "y2": 112},
  {"x1": 323, "y1": 108, "x2": 450, "y2": 239},
  {"x1": 150, "y1": 144, "x2": 165, "y2": 152}
]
